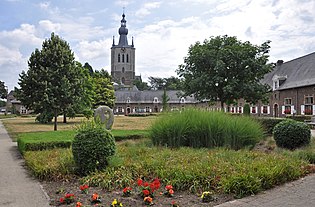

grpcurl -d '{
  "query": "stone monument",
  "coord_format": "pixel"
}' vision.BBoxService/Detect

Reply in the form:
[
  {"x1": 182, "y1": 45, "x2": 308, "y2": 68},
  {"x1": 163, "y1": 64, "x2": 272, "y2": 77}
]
[{"x1": 94, "y1": 106, "x2": 114, "y2": 130}]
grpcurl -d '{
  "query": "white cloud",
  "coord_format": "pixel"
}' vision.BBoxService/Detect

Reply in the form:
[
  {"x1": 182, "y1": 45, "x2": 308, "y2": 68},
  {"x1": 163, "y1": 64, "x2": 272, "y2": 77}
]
[
  {"x1": 38, "y1": 20, "x2": 61, "y2": 32},
  {"x1": 135, "y1": 2, "x2": 161, "y2": 18}
]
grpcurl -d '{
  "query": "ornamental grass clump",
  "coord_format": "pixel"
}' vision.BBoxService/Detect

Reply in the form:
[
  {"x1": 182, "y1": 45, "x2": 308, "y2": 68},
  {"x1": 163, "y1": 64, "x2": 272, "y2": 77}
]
[
  {"x1": 150, "y1": 108, "x2": 263, "y2": 150},
  {"x1": 72, "y1": 120, "x2": 116, "y2": 175}
]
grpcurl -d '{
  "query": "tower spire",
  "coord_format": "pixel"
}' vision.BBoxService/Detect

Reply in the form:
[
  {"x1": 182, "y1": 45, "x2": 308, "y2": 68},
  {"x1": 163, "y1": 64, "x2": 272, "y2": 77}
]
[{"x1": 118, "y1": 12, "x2": 128, "y2": 46}]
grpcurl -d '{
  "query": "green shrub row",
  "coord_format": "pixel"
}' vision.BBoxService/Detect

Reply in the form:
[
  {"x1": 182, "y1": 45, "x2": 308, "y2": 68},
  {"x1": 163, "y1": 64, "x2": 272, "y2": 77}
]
[
  {"x1": 17, "y1": 130, "x2": 149, "y2": 154},
  {"x1": 255, "y1": 117, "x2": 286, "y2": 135},
  {"x1": 18, "y1": 139, "x2": 72, "y2": 154},
  {"x1": 286, "y1": 115, "x2": 312, "y2": 122},
  {"x1": 150, "y1": 109, "x2": 264, "y2": 150}
]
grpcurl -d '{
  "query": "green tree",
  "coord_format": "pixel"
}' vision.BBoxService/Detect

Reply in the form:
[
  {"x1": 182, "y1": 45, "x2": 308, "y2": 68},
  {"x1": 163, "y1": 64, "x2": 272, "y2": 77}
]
[
  {"x1": 92, "y1": 69, "x2": 115, "y2": 108},
  {"x1": 148, "y1": 76, "x2": 182, "y2": 90},
  {"x1": 0, "y1": 81, "x2": 7, "y2": 99},
  {"x1": 161, "y1": 88, "x2": 170, "y2": 112},
  {"x1": 17, "y1": 33, "x2": 90, "y2": 131},
  {"x1": 132, "y1": 79, "x2": 150, "y2": 91},
  {"x1": 177, "y1": 35, "x2": 272, "y2": 109}
]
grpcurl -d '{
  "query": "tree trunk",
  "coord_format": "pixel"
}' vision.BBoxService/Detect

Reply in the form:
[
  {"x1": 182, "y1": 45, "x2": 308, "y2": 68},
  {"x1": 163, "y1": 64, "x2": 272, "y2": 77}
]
[
  {"x1": 63, "y1": 113, "x2": 67, "y2": 123},
  {"x1": 54, "y1": 110, "x2": 58, "y2": 131}
]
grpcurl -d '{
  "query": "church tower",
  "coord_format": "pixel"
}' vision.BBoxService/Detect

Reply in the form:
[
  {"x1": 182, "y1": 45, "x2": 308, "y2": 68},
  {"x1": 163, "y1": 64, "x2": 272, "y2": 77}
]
[{"x1": 111, "y1": 13, "x2": 135, "y2": 87}]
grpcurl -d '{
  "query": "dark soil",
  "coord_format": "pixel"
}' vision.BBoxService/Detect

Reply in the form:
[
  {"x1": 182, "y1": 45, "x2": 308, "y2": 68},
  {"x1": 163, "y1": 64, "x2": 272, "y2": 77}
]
[{"x1": 42, "y1": 180, "x2": 234, "y2": 207}]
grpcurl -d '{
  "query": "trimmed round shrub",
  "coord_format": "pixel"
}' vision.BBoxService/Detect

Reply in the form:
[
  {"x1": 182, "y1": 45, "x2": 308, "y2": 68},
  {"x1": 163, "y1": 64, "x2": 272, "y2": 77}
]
[
  {"x1": 72, "y1": 120, "x2": 116, "y2": 175},
  {"x1": 273, "y1": 120, "x2": 311, "y2": 150}
]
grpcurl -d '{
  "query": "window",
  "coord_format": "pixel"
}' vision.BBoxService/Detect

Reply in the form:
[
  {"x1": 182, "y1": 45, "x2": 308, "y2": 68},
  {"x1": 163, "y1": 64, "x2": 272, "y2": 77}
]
[
  {"x1": 251, "y1": 106, "x2": 256, "y2": 113},
  {"x1": 127, "y1": 54, "x2": 129, "y2": 62},
  {"x1": 118, "y1": 107, "x2": 123, "y2": 113},
  {"x1": 134, "y1": 107, "x2": 139, "y2": 113},
  {"x1": 145, "y1": 106, "x2": 150, "y2": 112},
  {"x1": 122, "y1": 54, "x2": 125, "y2": 62},
  {"x1": 305, "y1": 105, "x2": 313, "y2": 115},
  {"x1": 154, "y1": 97, "x2": 158, "y2": 103},
  {"x1": 126, "y1": 97, "x2": 130, "y2": 103},
  {"x1": 121, "y1": 77, "x2": 125, "y2": 84},
  {"x1": 305, "y1": 96, "x2": 314, "y2": 104},
  {"x1": 284, "y1": 98, "x2": 292, "y2": 105},
  {"x1": 180, "y1": 97, "x2": 185, "y2": 103},
  {"x1": 284, "y1": 105, "x2": 291, "y2": 114},
  {"x1": 274, "y1": 81, "x2": 278, "y2": 90},
  {"x1": 122, "y1": 67, "x2": 125, "y2": 73},
  {"x1": 262, "y1": 106, "x2": 268, "y2": 114},
  {"x1": 118, "y1": 54, "x2": 120, "y2": 62}
]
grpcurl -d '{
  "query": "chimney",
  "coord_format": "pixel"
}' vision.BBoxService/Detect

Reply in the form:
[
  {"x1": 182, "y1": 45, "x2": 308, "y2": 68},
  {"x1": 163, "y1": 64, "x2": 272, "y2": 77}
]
[{"x1": 276, "y1": 60, "x2": 284, "y2": 66}]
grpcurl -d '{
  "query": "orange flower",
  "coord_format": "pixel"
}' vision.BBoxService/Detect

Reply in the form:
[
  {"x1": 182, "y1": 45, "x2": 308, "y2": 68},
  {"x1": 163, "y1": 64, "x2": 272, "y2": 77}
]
[
  {"x1": 92, "y1": 193, "x2": 99, "y2": 200},
  {"x1": 144, "y1": 196, "x2": 153, "y2": 203},
  {"x1": 76, "y1": 202, "x2": 82, "y2": 207}
]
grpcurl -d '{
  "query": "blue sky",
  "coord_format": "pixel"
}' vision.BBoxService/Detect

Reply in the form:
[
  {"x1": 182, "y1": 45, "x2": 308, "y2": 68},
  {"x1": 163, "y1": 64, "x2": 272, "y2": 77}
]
[{"x1": 1, "y1": 0, "x2": 315, "y2": 91}]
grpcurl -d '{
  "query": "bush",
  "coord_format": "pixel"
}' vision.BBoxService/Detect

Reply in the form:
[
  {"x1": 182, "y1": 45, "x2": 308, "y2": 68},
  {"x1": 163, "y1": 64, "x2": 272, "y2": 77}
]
[
  {"x1": 35, "y1": 111, "x2": 54, "y2": 123},
  {"x1": 150, "y1": 109, "x2": 264, "y2": 150},
  {"x1": 72, "y1": 120, "x2": 116, "y2": 175},
  {"x1": 243, "y1": 104, "x2": 250, "y2": 116},
  {"x1": 256, "y1": 117, "x2": 286, "y2": 135},
  {"x1": 273, "y1": 120, "x2": 311, "y2": 150}
]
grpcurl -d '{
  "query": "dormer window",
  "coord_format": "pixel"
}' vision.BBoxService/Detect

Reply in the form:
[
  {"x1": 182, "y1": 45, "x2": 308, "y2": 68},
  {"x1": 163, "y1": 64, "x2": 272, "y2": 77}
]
[
  {"x1": 126, "y1": 97, "x2": 130, "y2": 103},
  {"x1": 153, "y1": 97, "x2": 158, "y2": 103},
  {"x1": 272, "y1": 75, "x2": 287, "y2": 91},
  {"x1": 180, "y1": 97, "x2": 185, "y2": 103}
]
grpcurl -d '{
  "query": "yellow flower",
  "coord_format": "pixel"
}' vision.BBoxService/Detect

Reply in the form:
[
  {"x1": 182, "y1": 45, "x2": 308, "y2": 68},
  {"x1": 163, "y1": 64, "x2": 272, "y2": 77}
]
[
  {"x1": 201, "y1": 191, "x2": 211, "y2": 199},
  {"x1": 112, "y1": 199, "x2": 118, "y2": 205}
]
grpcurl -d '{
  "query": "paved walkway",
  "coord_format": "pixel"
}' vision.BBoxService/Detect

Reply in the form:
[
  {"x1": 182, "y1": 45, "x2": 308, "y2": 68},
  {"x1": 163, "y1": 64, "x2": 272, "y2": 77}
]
[{"x1": 0, "y1": 120, "x2": 49, "y2": 207}]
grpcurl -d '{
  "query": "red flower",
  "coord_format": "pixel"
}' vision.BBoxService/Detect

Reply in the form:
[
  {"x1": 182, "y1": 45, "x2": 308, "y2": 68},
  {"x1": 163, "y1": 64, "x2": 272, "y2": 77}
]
[
  {"x1": 123, "y1": 187, "x2": 132, "y2": 193},
  {"x1": 165, "y1": 185, "x2": 173, "y2": 190},
  {"x1": 59, "y1": 198, "x2": 64, "y2": 203},
  {"x1": 65, "y1": 193, "x2": 74, "y2": 198},
  {"x1": 76, "y1": 202, "x2": 83, "y2": 207},
  {"x1": 143, "y1": 182, "x2": 149, "y2": 187},
  {"x1": 143, "y1": 189, "x2": 150, "y2": 196},
  {"x1": 137, "y1": 179, "x2": 143, "y2": 186},
  {"x1": 169, "y1": 189, "x2": 174, "y2": 195},
  {"x1": 153, "y1": 178, "x2": 161, "y2": 189}
]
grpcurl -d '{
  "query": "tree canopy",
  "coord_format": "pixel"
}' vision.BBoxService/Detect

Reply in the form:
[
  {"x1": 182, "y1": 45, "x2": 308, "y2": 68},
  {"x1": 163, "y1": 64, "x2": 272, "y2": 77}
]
[
  {"x1": 17, "y1": 33, "x2": 91, "y2": 130},
  {"x1": 91, "y1": 69, "x2": 115, "y2": 108},
  {"x1": 177, "y1": 35, "x2": 272, "y2": 109},
  {"x1": 0, "y1": 81, "x2": 7, "y2": 99},
  {"x1": 148, "y1": 76, "x2": 182, "y2": 90}
]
